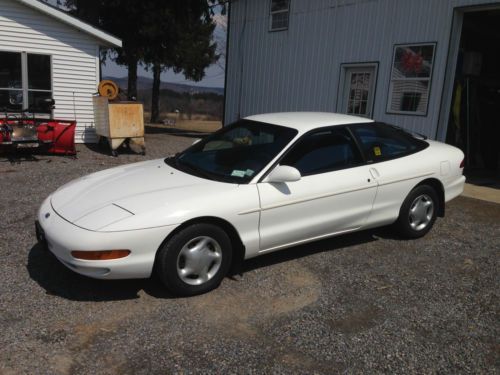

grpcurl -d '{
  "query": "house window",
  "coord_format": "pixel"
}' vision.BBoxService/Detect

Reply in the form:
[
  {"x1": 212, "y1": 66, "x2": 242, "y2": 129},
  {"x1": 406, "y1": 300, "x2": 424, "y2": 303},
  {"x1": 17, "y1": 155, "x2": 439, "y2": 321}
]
[
  {"x1": 0, "y1": 51, "x2": 52, "y2": 113},
  {"x1": 270, "y1": 0, "x2": 290, "y2": 31},
  {"x1": 0, "y1": 52, "x2": 23, "y2": 111},
  {"x1": 387, "y1": 43, "x2": 436, "y2": 116}
]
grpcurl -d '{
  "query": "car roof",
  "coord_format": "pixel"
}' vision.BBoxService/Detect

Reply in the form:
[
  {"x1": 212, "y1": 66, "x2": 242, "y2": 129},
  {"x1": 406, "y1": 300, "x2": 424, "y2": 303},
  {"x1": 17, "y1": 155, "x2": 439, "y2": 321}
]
[{"x1": 244, "y1": 112, "x2": 374, "y2": 132}]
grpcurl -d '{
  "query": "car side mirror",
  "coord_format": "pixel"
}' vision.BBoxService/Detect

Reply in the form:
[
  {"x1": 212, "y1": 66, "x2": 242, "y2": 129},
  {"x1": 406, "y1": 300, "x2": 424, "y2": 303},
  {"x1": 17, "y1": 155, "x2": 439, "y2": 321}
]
[
  {"x1": 265, "y1": 165, "x2": 301, "y2": 183},
  {"x1": 192, "y1": 138, "x2": 201, "y2": 145}
]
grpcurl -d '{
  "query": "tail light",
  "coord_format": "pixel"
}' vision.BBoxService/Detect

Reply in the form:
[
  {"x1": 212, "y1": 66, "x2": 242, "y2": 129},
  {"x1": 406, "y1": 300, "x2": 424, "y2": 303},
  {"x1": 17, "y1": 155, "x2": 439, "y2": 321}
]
[{"x1": 460, "y1": 159, "x2": 465, "y2": 169}]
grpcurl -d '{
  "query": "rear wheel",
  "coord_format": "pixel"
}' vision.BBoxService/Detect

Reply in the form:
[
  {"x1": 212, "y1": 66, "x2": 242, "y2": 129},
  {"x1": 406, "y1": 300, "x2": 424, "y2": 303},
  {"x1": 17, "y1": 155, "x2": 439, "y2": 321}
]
[
  {"x1": 156, "y1": 223, "x2": 232, "y2": 296},
  {"x1": 395, "y1": 185, "x2": 438, "y2": 239}
]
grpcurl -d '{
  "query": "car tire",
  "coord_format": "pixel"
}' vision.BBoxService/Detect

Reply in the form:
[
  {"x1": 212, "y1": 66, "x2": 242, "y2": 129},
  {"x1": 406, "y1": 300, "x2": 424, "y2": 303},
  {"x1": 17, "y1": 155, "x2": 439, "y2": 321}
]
[
  {"x1": 394, "y1": 185, "x2": 438, "y2": 239},
  {"x1": 156, "y1": 223, "x2": 232, "y2": 296}
]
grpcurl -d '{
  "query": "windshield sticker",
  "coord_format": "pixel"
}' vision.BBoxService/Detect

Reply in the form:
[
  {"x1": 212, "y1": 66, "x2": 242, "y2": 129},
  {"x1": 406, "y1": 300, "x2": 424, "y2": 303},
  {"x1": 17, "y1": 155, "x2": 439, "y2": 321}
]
[
  {"x1": 245, "y1": 169, "x2": 255, "y2": 177},
  {"x1": 373, "y1": 146, "x2": 382, "y2": 156},
  {"x1": 231, "y1": 170, "x2": 246, "y2": 178}
]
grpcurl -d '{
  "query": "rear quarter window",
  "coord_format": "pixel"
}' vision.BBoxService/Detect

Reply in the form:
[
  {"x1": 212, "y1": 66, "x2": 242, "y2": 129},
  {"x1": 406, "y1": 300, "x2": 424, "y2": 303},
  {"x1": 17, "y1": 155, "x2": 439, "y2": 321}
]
[{"x1": 350, "y1": 123, "x2": 428, "y2": 162}]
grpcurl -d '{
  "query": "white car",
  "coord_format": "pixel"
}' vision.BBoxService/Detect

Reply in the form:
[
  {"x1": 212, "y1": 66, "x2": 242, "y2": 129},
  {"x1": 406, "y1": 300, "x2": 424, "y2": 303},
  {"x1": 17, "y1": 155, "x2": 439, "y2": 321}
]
[{"x1": 36, "y1": 112, "x2": 465, "y2": 295}]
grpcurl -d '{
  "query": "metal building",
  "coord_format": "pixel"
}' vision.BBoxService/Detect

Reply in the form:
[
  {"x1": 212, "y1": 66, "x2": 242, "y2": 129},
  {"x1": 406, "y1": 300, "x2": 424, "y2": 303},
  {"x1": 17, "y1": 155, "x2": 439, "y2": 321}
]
[{"x1": 225, "y1": 0, "x2": 500, "y2": 173}]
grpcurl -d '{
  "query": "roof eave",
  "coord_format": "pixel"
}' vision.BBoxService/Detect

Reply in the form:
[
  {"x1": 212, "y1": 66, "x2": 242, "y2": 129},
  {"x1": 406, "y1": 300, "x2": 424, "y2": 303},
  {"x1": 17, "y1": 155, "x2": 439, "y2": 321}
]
[{"x1": 15, "y1": 0, "x2": 122, "y2": 48}]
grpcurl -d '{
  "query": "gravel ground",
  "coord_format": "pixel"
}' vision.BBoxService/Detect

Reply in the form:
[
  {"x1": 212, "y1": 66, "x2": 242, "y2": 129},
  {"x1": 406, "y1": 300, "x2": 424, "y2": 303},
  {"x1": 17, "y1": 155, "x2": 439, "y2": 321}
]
[{"x1": 0, "y1": 128, "x2": 499, "y2": 374}]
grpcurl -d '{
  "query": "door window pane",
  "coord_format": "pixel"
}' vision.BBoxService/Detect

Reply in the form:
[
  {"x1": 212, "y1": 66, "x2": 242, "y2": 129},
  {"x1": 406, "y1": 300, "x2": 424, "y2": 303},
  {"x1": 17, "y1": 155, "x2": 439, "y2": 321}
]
[
  {"x1": 281, "y1": 128, "x2": 362, "y2": 176},
  {"x1": 28, "y1": 54, "x2": 51, "y2": 90},
  {"x1": 0, "y1": 52, "x2": 22, "y2": 89},
  {"x1": 347, "y1": 71, "x2": 372, "y2": 116}
]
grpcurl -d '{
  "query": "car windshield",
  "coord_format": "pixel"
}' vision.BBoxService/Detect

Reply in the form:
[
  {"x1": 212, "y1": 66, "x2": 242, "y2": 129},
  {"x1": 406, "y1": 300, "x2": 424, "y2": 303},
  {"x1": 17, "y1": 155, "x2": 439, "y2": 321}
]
[{"x1": 167, "y1": 120, "x2": 298, "y2": 183}]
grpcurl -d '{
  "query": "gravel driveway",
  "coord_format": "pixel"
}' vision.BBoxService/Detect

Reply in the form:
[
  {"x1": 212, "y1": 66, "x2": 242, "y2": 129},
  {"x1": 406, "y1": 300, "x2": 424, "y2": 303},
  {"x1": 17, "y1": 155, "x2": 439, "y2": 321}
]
[{"x1": 1, "y1": 128, "x2": 499, "y2": 374}]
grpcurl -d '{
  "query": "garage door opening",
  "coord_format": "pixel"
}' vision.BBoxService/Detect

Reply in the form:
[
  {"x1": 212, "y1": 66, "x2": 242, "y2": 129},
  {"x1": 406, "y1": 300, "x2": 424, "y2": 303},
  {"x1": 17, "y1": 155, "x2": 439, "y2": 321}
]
[{"x1": 446, "y1": 9, "x2": 500, "y2": 187}]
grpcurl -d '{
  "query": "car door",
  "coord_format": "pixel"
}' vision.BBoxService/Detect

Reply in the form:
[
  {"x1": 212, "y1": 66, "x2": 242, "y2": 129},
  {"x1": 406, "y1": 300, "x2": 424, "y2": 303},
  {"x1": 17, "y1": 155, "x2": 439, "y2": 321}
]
[
  {"x1": 348, "y1": 123, "x2": 432, "y2": 227},
  {"x1": 257, "y1": 127, "x2": 378, "y2": 252}
]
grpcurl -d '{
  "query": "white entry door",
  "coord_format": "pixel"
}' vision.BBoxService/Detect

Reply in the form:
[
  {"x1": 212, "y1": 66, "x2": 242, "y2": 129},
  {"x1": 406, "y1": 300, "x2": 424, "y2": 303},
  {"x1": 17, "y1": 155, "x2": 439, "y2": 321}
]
[{"x1": 340, "y1": 64, "x2": 378, "y2": 118}]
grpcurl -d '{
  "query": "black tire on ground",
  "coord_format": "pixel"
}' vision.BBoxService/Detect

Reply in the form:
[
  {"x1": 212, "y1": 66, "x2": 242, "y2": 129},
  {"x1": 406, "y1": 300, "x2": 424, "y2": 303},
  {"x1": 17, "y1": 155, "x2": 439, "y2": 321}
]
[
  {"x1": 155, "y1": 223, "x2": 232, "y2": 296},
  {"x1": 394, "y1": 185, "x2": 439, "y2": 239}
]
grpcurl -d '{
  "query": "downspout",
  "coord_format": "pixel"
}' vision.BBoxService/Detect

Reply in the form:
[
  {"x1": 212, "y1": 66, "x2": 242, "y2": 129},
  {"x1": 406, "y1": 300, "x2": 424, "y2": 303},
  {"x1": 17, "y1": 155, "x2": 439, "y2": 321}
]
[
  {"x1": 222, "y1": 0, "x2": 232, "y2": 126},
  {"x1": 237, "y1": 0, "x2": 248, "y2": 120}
]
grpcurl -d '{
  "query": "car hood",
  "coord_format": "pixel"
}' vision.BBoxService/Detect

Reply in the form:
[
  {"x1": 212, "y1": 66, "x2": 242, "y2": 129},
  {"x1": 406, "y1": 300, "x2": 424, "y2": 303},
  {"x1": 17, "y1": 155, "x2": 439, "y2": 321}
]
[{"x1": 51, "y1": 159, "x2": 216, "y2": 230}]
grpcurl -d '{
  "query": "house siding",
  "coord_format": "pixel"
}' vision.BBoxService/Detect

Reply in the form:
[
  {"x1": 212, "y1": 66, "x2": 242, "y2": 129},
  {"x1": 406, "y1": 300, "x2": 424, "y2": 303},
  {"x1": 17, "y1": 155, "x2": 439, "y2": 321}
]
[
  {"x1": 0, "y1": 0, "x2": 101, "y2": 142},
  {"x1": 225, "y1": 0, "x2": 500, "y2": 139}
]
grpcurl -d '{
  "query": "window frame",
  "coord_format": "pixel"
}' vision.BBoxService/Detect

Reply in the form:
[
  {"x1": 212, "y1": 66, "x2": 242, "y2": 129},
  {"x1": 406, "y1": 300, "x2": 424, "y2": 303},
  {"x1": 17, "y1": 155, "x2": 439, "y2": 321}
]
[
  {"x1": 171, "y1": 119, "x2": 299, "y2": 184},
  {"x1": 259, "y1": 122, "x2": 430, "y2": 182},
  {"x1": 338, "y1": 61, "x2": 380, "y2": 119},
  {"x1": 269, "y1": 0, "x2": 290, "y2": 32},
  {"x1": 0, "y1": 50, "x2": 53, "y2": 114},
  {"x1": 386, "y1": 42, "x2": 437, "y2": 117},
  {"x1": 279, "y1": 127, "x2": 364, "y2": 177},
  {"x1": 259, "y1": 125, "x2": 368, "y2": 182},
  {"x1": 0, "y1": 51, "x2": 23, "y2": 111}
]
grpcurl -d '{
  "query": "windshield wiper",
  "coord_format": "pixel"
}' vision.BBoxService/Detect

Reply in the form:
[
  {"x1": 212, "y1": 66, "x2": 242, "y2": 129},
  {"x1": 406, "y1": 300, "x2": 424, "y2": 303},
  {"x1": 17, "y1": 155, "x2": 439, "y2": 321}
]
[
  {"x1": 176, "y1": 159, "x2": 219, "y2": 181},
  {"x1": 164, "y1": 153, "x2": 182, "y2": 168}
]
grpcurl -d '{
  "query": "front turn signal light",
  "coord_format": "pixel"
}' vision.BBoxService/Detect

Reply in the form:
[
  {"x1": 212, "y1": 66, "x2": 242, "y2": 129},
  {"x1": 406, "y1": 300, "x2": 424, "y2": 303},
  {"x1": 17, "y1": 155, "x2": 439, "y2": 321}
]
[{"x1": 71, "y1": 250, "x2": 131, "y2": 260}]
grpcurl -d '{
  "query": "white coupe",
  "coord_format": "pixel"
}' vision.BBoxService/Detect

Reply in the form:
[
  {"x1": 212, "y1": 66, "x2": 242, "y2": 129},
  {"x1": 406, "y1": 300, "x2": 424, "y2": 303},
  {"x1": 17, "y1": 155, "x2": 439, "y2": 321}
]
[{"x1": 36, "y1": 113, "x2": 465, "y2": 295}]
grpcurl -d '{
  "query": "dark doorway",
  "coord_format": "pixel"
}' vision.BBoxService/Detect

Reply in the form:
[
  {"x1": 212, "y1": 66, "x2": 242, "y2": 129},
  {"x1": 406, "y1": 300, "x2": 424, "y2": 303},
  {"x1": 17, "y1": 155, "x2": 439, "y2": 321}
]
[{"x1": 446, "y1": 9, "x2": 500, "y2": 187}]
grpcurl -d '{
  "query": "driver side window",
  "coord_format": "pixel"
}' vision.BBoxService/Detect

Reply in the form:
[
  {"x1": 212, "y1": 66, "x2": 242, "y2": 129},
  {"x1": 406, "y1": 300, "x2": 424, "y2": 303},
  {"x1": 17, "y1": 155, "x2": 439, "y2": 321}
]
[{"x1": 281, "y1": 127, "x2": 362, "y2": 176}]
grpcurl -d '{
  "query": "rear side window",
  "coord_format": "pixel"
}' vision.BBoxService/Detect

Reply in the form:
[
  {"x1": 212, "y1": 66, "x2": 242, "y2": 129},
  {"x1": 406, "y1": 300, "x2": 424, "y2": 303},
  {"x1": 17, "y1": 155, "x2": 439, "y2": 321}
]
[
  {"x1": 350, "y1": 123, "x2": 427, "y2": 162},
  {"x1": 281, "y1": 127, "x2": 363, "y2": 176}
]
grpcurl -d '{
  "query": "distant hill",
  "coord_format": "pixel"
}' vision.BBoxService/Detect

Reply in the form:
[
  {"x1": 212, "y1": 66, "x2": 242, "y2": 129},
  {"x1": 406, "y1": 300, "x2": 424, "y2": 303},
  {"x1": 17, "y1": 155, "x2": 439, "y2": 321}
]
[{"x1": 104, "y1": 76, "x2": 224, "y2": 96}]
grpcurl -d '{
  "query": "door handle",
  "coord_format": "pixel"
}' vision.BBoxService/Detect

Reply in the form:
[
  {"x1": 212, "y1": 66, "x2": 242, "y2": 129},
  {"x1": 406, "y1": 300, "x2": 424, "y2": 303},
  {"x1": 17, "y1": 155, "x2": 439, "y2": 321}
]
[{"x1": 369, "y1": 167, "x2": 380, "y2": 179}]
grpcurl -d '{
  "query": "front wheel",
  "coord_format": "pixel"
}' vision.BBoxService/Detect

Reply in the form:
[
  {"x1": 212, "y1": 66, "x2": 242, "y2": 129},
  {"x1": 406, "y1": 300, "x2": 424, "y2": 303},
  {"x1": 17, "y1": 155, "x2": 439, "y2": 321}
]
[
  {"x1": 155, "y1": 223, "x2": 232, "y2": 296},
  {"x1": 394, "y1": 185, "x2": 438, "y2": 239}
]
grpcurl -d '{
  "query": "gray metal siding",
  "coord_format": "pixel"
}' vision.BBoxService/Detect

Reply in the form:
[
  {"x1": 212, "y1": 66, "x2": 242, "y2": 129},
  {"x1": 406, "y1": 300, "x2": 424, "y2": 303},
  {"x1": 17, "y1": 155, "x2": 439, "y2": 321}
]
[
  {"x1": 225, "y1": 0, "x2": 500, "y2": 139},
  {"x1": 0, "y1": 0, "x2": 101, "y2": 142}
]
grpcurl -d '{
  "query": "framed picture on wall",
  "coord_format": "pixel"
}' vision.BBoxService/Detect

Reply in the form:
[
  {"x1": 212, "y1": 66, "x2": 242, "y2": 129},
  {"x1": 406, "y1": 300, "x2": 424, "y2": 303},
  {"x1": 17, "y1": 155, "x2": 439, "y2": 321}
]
[{"x1": 387, "y1": 43, "x2": 436, "y2": 116}]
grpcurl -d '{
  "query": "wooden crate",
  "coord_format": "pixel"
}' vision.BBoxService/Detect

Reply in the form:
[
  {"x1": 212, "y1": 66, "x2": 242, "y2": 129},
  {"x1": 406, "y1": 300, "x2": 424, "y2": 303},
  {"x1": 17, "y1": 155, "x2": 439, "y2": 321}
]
[{"x1": 93, "y1": 96, "x2": 145, "y2": 155}]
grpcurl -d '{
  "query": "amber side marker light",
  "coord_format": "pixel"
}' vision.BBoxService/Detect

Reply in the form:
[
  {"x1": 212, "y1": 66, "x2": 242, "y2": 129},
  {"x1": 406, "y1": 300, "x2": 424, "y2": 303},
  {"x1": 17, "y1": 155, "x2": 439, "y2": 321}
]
[{"x1": 71, "y1": 250, "x2": 131, "y2": 260}]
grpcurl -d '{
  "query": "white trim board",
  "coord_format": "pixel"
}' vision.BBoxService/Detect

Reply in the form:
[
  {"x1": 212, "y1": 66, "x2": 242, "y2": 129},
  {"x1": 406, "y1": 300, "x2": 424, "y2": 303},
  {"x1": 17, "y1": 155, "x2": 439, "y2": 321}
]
[{"x1": 13, "y1": 0, "x2": 122, "y2": 48}]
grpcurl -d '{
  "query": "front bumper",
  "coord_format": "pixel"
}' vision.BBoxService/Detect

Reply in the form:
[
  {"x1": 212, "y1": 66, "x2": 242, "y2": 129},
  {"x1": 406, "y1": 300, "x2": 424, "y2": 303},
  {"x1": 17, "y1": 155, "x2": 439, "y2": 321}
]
[{"x1": 36, "y1": 196, "x2": 177, "y2": 279}]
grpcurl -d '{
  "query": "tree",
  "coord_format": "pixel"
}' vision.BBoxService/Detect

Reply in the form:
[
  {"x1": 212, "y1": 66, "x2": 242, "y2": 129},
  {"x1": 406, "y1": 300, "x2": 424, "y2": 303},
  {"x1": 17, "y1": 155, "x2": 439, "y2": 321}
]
[
  {"x1": 49, "y1": 0, "x2": 226, "y2": 105},
  {"x1": 59, "y1": 0, "x2": 101, "y2": 24},
  {"x1": 56, "y1": 0, "x2": 145, "y2": 100},
  {"x1": 142, "y1": 1, "x2": 218, "y2": 123},
  {"x1": 99, "y1": 0, "x2": 146, "y2": 100}
]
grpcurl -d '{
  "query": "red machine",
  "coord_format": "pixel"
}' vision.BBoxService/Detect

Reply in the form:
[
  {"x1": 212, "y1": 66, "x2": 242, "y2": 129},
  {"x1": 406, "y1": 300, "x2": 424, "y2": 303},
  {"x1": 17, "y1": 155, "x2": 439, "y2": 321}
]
[{"x1": 0, "y1": 99, "x2": 76, "y2": 155}]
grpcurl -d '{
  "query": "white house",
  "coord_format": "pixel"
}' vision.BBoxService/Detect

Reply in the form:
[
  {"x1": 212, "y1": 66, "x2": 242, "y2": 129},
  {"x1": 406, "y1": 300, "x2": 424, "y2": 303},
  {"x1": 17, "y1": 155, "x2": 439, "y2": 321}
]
[
  {"x1": 225, "y1": 0, "x2": 500, "y2": 172},
  {"x1": 0, "y1": 0, "x2": 122, "y2": 142}
]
